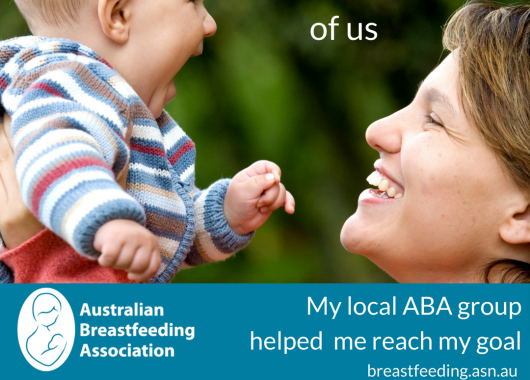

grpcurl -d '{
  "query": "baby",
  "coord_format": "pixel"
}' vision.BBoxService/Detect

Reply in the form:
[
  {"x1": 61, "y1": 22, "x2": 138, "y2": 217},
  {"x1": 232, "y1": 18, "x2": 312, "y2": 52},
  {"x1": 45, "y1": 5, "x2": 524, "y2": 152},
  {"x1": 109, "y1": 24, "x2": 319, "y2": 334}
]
[{"x1": 0, "y1": 0, "x2": 295, "y2": 283}]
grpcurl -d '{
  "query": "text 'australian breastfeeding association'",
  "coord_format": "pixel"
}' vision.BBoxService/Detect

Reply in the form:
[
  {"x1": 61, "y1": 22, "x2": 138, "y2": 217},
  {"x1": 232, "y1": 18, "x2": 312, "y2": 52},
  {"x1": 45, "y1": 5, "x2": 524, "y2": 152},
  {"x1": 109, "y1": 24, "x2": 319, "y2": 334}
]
[{"x1": 79, "y1": 303, "x2": 194, "y2": 358}]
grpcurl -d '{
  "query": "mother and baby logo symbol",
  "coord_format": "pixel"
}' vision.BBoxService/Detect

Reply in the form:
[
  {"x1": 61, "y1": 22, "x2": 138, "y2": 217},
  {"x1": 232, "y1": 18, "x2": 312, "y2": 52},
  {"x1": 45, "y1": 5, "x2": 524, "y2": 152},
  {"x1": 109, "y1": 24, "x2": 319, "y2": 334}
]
[{"x1": 17, "y1": 288, "x2": 76, "y2": 371}]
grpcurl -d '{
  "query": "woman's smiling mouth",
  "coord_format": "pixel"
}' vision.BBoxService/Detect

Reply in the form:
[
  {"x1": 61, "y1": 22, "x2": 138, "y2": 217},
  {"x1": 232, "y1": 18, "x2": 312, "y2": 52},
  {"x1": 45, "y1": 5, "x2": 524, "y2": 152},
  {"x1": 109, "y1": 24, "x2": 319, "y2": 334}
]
[
  {"x1": 366, "y1": 162, "x2": 404, "y2": 199},
  {"x1": 366, "y1": 171, "x2": 403, "y2": 198}
]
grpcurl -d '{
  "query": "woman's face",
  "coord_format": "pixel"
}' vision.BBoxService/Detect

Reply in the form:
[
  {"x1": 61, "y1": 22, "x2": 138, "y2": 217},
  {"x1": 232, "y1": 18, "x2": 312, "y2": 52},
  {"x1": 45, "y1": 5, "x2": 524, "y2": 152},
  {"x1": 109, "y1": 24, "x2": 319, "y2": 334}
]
[{"x1": 341, "y1": 53, "x2": 526, "y2": 283}]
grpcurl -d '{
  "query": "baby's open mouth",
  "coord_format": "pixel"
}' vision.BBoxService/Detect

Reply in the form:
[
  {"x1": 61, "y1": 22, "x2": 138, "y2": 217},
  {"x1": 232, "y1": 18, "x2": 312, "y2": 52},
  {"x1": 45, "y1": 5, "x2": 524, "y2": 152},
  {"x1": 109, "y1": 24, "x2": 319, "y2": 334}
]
[{"x1": 366, "y1": 171, "x2": 403, "y2": 199}]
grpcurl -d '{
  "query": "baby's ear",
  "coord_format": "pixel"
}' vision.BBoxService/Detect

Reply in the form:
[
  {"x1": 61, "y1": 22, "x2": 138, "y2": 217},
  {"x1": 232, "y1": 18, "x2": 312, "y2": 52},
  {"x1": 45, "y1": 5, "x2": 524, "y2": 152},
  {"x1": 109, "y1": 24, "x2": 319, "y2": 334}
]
[
  {"x1": 500, "y1": 202, "x2": 530, "y2": 245},
  {"x1": 98, "y1": 0, "x2": 131, "y2": 44}
]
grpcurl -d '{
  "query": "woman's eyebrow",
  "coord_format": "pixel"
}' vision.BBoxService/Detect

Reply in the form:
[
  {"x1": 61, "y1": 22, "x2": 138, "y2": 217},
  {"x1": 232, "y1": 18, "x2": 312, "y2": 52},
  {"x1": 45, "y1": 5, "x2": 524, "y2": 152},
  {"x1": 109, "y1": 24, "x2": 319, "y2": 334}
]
[{"x1": 422, "y1": 87, "x2": 458, "y2": 117}]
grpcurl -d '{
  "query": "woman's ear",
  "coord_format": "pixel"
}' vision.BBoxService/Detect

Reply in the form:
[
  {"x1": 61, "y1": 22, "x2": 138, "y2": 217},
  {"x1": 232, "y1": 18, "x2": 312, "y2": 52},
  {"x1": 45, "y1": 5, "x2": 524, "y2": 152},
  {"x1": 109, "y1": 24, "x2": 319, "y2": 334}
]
[
  {"x1": 500, "y1": 203, "x2": 530, "y2": 244},
  {"x1": 98, "y1": 0, "x2": 131, "y2": 44}
]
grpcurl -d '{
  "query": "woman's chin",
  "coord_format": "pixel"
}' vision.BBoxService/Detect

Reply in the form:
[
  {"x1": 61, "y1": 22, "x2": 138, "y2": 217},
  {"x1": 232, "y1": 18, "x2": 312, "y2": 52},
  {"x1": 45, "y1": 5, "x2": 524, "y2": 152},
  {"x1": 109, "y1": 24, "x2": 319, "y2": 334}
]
[
  {"x1": 340, "y1": 212, "x2": 377, "y2": 256},
  {"x1": 342, "y1": 187, "x2": 403, "y2": 250}
]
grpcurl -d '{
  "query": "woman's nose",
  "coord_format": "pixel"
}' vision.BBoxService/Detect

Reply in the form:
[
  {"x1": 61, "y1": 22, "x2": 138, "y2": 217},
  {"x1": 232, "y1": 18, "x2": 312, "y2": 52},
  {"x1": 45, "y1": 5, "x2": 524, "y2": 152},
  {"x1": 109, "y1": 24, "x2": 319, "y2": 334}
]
[
  {"x1": 365, "y1": 112, "x2": 403, "y2": 155},
  {"x1": 204, "y1": 12, "x2": 217, "y2": 38}
]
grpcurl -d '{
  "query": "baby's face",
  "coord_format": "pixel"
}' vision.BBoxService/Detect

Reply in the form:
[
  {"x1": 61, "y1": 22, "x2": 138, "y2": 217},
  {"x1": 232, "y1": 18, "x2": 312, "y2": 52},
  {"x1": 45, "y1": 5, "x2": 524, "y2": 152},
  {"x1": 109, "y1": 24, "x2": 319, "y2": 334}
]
[{"x1": 130, "y1": 0, "x2": 217, "y2": 116}]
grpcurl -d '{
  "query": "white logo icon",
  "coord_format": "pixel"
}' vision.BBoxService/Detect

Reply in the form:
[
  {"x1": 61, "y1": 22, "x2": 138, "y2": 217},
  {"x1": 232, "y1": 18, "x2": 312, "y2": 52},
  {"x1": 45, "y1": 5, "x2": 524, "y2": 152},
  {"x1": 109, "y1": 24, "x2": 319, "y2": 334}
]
[{"x1": 18, "y1": 288, "x2": 76, "y2": 371}]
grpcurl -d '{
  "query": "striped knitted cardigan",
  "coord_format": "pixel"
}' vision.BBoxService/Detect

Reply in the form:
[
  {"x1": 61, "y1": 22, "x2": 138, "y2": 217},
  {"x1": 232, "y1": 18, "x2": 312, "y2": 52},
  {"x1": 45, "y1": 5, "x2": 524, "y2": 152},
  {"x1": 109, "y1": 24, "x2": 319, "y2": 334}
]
[{"x1": 0, "y1": 36, "x2": 252, "y2": 283}]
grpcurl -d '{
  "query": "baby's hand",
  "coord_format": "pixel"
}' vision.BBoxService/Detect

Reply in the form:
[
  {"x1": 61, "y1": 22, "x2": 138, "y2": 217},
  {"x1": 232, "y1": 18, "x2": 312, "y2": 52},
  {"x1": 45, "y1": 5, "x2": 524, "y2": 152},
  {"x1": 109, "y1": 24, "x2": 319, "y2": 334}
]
[
  {"x1": 224, "y1": 160, "x2": 295, "y2": 236},
  {"x1": 94, "y1": 220, "x2": 161, "y2": 282}
]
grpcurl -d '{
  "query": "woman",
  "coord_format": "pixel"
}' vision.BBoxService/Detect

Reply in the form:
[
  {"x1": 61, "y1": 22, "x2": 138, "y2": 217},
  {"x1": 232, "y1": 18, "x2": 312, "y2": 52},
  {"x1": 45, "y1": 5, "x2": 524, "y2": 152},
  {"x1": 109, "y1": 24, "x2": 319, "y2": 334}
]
[{"x1": 341, "y1": 1, "x2": 530, "y2": 283}]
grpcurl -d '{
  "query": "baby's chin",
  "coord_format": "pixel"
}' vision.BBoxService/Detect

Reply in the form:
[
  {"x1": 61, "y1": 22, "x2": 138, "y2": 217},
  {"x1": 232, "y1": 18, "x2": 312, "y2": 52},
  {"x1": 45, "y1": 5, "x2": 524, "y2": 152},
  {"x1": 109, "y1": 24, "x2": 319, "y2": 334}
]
[
  {"x1": 149, "y1": 82, "x2": 177, "y2": 119},
  {"x1": 165, "y1": 81, "x2": 177, "y2": 105},
  {"x1": 191, "y1": 42, "x2": 204, "y2": 57}
]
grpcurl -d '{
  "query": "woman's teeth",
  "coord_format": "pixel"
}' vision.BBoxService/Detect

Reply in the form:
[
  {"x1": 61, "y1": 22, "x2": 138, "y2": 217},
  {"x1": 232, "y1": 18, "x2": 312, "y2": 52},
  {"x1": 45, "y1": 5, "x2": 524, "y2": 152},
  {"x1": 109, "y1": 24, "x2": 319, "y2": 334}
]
[
  {"x1": 366, "y1": 171, "x2": 403, "y2": 199},
  {"x1": 367, "y1": 171, "x2": 382, "y2": 187}
]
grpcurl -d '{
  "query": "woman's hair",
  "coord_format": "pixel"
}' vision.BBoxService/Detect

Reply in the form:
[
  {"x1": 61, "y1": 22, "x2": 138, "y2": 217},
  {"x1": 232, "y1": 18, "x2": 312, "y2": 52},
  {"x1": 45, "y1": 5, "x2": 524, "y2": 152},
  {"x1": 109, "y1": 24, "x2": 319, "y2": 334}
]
[
  {"x1": 484, "y1": 259, "x2": 530, "y2": 283},
  {"x1": 443, "y1": 1, "x2": 530, "y2": 283}
]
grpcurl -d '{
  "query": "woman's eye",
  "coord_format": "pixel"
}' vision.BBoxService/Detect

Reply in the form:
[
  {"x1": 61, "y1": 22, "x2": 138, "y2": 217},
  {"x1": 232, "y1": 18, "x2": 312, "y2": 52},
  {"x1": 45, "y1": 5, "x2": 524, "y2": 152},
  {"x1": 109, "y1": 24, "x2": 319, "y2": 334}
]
[{"x1": 426, "y1": 113, "x2": 444, "y2": 128}]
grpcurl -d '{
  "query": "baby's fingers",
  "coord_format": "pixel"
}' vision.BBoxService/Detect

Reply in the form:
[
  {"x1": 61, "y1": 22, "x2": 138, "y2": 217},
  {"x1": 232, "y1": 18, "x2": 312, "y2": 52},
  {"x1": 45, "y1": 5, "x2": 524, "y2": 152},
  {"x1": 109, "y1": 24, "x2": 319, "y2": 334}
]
[
  {"x1": 98, "y1": 244, "x2": 122, "y2": 268},
  {"x1": 128, "y1": 249, "x2": 161, "y2": 283},
  {"x1": 124, "y1": 246, "x2": 151, "y2": 274},
  {"x1": 285, "y1": 190, "x2": 295, "y2": 214},
  {"x1": 247, "y1": 160, "x2": 282, "y2": 180},
  {"x1": 112, "y1": 244, "x2": 137, "y2": 270},
  {"x1": 240, "y1": 172, "x2": 277, "y2": 199},
  {"x1": 147, "y1": 250, "x2": 162, "y2": 279},
  {"x1": 260, "y1": 183, "x2": 286, "y2": 214},
  {"x1": 257, "y1": 183, "x2": 280, "y2": 209}
]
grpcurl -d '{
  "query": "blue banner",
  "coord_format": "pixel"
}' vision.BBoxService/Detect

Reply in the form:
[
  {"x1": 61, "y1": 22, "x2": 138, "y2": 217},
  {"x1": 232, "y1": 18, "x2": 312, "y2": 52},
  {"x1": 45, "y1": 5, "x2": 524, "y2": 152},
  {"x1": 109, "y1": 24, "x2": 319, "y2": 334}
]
[{"x1": 0, "y1": 285, "x2": 527, "y2": 379}]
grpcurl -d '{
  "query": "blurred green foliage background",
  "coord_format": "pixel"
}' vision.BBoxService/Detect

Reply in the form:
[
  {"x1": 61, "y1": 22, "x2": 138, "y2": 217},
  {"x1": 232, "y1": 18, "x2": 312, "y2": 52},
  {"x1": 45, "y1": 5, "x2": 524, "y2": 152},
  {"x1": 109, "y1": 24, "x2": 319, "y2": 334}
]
[{"x1": 0, "y1": 0, "x2": 515, "y2": 283}]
